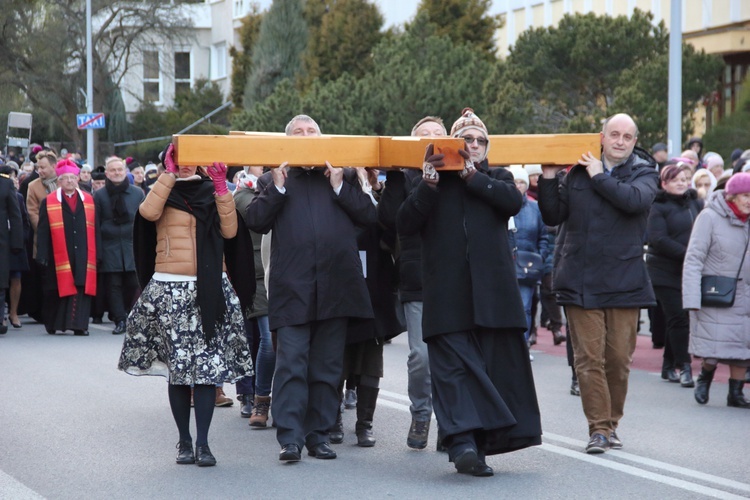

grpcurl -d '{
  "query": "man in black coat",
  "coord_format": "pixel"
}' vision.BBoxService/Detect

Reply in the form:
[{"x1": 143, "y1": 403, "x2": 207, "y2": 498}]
[
  {"x1": 377, "y1": 116, "x2": 446, "y2": 450},
  {"x1": 398, "y1": 108, "x2": 542, "y2": 477},
  {"x1": 245, "y1": 115, "x2": 376, "y2": 463},
  {"x1": 538, "y1": 113, "x2": 659, "y2": 454},
  {"x1": 94, "y1": 157, "x2": 145, "y2": 334}
]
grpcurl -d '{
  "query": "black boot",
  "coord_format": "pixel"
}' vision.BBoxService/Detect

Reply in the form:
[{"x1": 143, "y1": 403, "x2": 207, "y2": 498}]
[
  {"x1": 239, "y1": 394, "x2": 253, "y2": 418},
  {"x1": 329, "y1": 406, "x2": 344, "y2": 444},
  {"x1": 694, "y1": 366, "x2": 715, "y2": 405},
  {"x1": 355, "y1": 385, "x2": 378, "y2": 447},
  {"x1": 679, "y1": 363, "x2": 694, "y2": 388},
  {"x1": 727, "y1": 379, "x2": 750, "y2": 408},
  {"x1": 745, "y1": 367, "x2": 750, "y2": 384},
  {"x1": 661, "y1": 359, "x2": 678, "y2": 382}
]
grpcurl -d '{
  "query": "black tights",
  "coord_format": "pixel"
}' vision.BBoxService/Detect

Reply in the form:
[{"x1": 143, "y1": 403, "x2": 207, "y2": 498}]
[{"x1": 168, "y1": 384, "x2": 215, "y2": 446}]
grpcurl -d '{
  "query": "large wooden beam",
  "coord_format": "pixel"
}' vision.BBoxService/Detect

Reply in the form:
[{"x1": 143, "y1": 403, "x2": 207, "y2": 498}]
[{"x1": 173, "y1": 133, "x2": 600, "y2": 169}]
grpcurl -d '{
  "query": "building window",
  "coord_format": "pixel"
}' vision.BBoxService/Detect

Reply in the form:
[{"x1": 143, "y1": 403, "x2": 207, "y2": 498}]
[
  {"x1": 212, "y1": 42, "x2": 227, "y2": 80},
  {"x1": 143, "y1": 50, "x2": 160, "y2": 103},
  {"x1": 175, "y1": 51, "x2": 191, "y2": 96}
]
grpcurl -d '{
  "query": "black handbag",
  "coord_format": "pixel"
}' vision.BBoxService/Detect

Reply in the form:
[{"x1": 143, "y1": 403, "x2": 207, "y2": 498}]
[
  {"x1": 700, "y1": 229, "x2": 750, "y2": 308},
  {"x1": 515, "y1": 249, "x2": 544, "y2": 284}
]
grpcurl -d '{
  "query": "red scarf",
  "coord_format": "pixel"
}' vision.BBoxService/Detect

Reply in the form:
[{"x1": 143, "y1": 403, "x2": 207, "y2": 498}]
[
  {"x1": 726, "y1": 200, "x2": 750, "y2": 223},
  {"x1": 47, "y1": 189, "x2": 97, "y2": 297}
]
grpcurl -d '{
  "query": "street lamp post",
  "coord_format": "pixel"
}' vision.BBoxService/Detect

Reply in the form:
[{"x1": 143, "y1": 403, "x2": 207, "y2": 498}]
[
  {"x1": 667, "y1": 0, "x2": 682, "y2": 159},
  {"x1": 86, "y1": 0, "x2": 94, "y2": 166}
]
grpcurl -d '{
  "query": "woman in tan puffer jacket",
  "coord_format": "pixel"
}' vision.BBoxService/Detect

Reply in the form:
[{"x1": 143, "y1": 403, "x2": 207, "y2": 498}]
[{"x1": 118, "y1": 145, "x2": 253, "y2": 467}]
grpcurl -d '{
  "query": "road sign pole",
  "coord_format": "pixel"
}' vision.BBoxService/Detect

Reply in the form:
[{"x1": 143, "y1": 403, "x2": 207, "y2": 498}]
[{"x1": 86, "y1": 0, "x2": 94, "y2": 166}]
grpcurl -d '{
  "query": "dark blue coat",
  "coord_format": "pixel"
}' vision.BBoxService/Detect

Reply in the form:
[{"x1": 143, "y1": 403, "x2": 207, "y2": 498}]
[
  {"x1": 538, "y1": 147, "x2": 659, "y2": 309},
  {"x1": 245, "y1": 168, "x2": 376, "y2": 331}
]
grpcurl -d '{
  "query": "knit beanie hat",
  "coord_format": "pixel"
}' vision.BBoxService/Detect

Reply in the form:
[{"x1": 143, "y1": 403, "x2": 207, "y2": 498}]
[
  {"x1": 725, "y1": 172, "x2": 750, "y2": 195},
  {"x1": 525, "y1": 164, "x2": 543, "y2": 176},
  {"x1": 508, "y1": 165, "x2": 529, "y2": 185},
  {"x1": 450, "y1": 107, "x2": 490, "y2": 162},
  {"x1": 125, "y1": 156, "x2": 141, "y2": 171}
]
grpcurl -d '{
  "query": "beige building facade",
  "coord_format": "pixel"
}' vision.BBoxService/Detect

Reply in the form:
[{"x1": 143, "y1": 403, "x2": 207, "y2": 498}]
[{"x1": 496, "y1": 0, "x2": 750, "y2": 134}]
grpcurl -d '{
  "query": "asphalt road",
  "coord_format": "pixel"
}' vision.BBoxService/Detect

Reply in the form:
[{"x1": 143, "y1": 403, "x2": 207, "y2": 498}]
[{"x1": 1, "y1": 317, "x2": 749, "y2": 500}]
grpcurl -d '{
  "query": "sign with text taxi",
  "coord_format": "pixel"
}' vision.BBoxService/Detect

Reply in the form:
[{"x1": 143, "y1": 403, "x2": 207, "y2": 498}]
[{"x1": 76, "y1": 113, "x2": 106, "y2": 130}]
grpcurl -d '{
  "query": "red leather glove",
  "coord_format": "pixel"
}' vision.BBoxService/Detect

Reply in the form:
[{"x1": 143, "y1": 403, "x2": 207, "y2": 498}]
[
  {"x1": 162, "y1": 144, "x2": 178, "y2": 175},
  {"x1": 206, "y1": 162, "x2": 229, "y2": 196},
  {"x1": 458, "y1": 148, "x2": 476, "y2": 182}
]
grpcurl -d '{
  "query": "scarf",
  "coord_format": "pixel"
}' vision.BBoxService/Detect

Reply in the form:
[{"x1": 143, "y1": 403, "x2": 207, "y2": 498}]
[
  {"x1": 105, "y1": 177, "x2": 132, "y2": 225},
  {"x1": 166, "y1": 177, "x2": 225, "y2": 343},
  {"x1": 726, "y1": 200, "x2": 750, "y2": 223},
  {"x1": 47, "y1": 189, "x2": 97, "y2": 297},
  {"x1": 42, "y1": 176, "x2": 58, "y2": 194}
]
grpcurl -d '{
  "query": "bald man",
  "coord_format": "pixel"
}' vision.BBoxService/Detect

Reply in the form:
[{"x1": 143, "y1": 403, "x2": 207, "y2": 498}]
[{"x1": 537, "y1": 113, "x2": 659, "y2": 454}]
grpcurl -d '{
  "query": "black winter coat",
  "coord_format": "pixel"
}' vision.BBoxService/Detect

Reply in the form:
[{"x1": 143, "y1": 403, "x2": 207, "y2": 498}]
[
  {"x1": 397, "y1": 166, "x2": 527, "y2": 339},
  {"x1": 538, "y1": 147, "x2": 659, "y2": 309},
  {"x1": 245, "y1": 168, "x2": 376, "y2": 330},
  {"x1": 0, "y1": 177, "x2": 24, "y2": 287},
  {"x1": 378, "y1": 169, "x2": 423, "y2": 303},
  {"x1": 646, "y1": 189, "x2": 703, "y2": 290},
  {"x1": 94, "y1": 183, "x2": 145, "y2": 273}
]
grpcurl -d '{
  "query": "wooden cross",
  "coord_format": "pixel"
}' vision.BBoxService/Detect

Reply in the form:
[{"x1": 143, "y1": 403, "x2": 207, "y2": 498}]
[{"x1": 172, "y1": 133, "x2": 601, "y2": 171}]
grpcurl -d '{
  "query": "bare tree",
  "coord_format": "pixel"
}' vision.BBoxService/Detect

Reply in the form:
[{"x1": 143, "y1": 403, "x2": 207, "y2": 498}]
[{"x1": 0, "y1": 0, "x2": 193, "y2": 152}]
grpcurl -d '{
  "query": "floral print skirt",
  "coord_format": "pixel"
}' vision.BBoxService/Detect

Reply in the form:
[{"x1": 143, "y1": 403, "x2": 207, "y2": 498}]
[{"x1": 118, "y1": 276, "x2": 254, "y2": 385}]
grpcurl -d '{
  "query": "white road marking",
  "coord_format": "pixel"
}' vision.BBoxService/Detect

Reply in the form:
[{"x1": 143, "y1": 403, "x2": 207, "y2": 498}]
[
  {"x1": 0, "y1": 469, "x2": 44, "y2": 500},
  {"x1": 377, "y1": 391, "x2": 750, "y2": 498}
]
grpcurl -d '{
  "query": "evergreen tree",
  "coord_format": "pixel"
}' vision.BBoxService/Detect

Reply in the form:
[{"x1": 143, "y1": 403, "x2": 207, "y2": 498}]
[
  {"x1": 302, "y1": 0, "x2": 384, "y2": 87},
  {"x1": 229, "y1": 7, "x2": 264, "y2": 109},
  {"x1": 244, "y1": 0, "x2": 308, "y2": 107},
  {"x1": 412, "y1": 0, "x2": 500, "y2": 58}
]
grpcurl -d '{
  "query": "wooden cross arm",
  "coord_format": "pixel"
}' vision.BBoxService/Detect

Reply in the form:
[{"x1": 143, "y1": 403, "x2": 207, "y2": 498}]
[{"x1": 172, "y1": 133, "x2": 600, "y2": 169}]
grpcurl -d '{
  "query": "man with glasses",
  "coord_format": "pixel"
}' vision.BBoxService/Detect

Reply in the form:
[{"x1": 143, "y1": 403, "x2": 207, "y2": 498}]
[
  {"x1": 538, "y1": 113, "x2": 658, "y2": 454},
  {"x1": 397, "y1": 108, "x2": 542, "y2": 476},
  {"x1": 36, "y1": 159, "x2": 98, "y2": 336}
]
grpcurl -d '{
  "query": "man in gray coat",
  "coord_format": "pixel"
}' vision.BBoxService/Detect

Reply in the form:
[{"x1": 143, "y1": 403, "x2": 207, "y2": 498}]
[
  {"x1": 538, "y1": 113, "x2": 658, "y2": 454},
  {"x1": 94, "y1": 156, "x2": 145, "y2": 334}
]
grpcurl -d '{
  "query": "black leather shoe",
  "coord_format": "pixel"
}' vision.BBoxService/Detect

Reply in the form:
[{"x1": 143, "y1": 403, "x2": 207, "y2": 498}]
[
  {"x1": 552, "y1": 330, "x2": 565, "y2": 345},
  {"x1": 453, "y1": 448, "x2": 479, "y2": 474},
  {"x1": 666, "y1": 369, "x2": 680, "y2": 383},
  {"x1": 73, "y1": 330, "x2": 89, "y2": 336},
  {"x1": 195, "y1": 444, "x2": 216, "y2": 466},
  {"x1": 175, "y1": 440, "x2": 195, "y2": 464},
  {"x1": 0, "y1": 325, "x2": 7, "y2": 335},
  {"x1": 472, "y1": 460, "x2": 494, "y2": 477},
  {"x1": 585, "y1": 433, "x2": 609, "y2": 454},
  {"x1": 279, "y1": 444, "x2": 301, "y2": 462},
  {"x1": 92, "y1": 317, "x2": 103, "y2": 324},
  {"x1": 239, "y1": 394, "x2": 253, "y2": 418},
  {"x1": 609, "y1": 430, "x2": 623, "y2": 450},
  {"x1": 112, "y1": 320, "x2": 126, "y2": 335},
  {"x1": 307, "y1": 442, "x2": 337, "y2": 459}
]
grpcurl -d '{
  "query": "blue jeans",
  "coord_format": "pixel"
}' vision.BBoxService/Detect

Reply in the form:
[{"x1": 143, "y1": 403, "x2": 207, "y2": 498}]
[
  {"x1": 254, "y1": 315, "x2": 275, "y2": 397},
  {"x1": 404, "y1": 301, "x2": 431, "y2": 421},
  {"x1": 518, "y1": 284, "x2": 535, "y2": 342}
]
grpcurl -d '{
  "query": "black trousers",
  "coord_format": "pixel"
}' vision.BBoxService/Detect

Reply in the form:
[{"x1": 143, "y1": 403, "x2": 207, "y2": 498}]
[
  {"x1": 653, "y1": 286, "x2": 691, "y2": 366},
  {"x1": 104, "y1": 271, "x2": 139, "y2": 323},
  {"x1": 273, "y1": 318, "x2": 348, "y2": 449}
]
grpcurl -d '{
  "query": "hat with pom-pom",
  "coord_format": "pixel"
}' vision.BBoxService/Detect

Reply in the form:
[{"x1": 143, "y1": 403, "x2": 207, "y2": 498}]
[{"x1": 450, "y1": 107, "x2": 488, "y2": 139}]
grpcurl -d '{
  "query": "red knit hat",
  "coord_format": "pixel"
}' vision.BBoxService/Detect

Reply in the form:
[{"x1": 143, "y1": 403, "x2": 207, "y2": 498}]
[{"x1": 55, "y1": 158, "x2": 80, "y2": 177}]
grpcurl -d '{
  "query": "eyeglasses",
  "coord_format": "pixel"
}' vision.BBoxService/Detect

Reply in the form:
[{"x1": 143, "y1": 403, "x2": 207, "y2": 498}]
[{"x1": 461, "y1": 135, "x2": 488, "y2": 146}]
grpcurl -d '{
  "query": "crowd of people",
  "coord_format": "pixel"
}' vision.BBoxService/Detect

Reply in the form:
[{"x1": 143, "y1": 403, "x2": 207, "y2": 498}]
[{"x1": 1, "y1": 110, "x2": 749, "y2": 473}]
